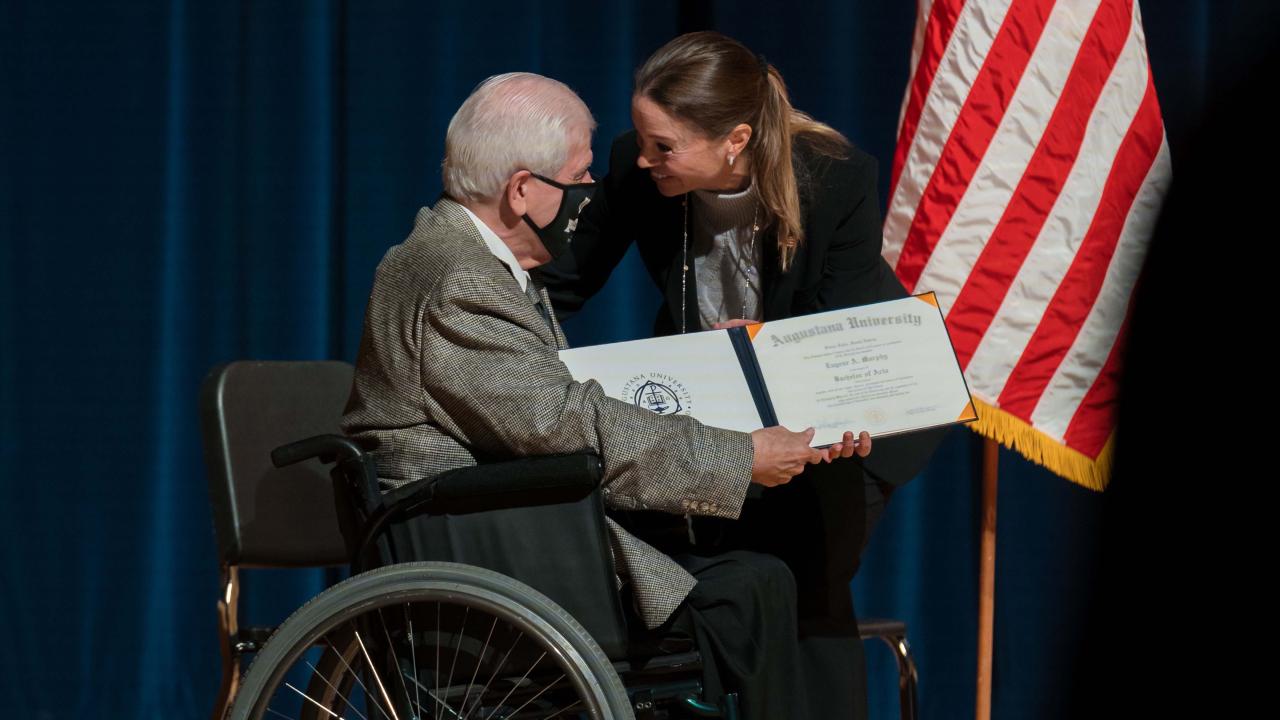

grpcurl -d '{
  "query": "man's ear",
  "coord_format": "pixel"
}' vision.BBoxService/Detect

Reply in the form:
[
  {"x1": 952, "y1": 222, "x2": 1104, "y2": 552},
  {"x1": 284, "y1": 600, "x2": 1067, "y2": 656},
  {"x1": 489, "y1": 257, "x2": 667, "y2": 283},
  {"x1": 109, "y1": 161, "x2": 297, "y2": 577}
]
[
  {"x1": 505, "y1": 170, "x2": 532, "y2": 217},
  {"x1": 727, "y1": 123, "x2": 753, "y2": 156}
]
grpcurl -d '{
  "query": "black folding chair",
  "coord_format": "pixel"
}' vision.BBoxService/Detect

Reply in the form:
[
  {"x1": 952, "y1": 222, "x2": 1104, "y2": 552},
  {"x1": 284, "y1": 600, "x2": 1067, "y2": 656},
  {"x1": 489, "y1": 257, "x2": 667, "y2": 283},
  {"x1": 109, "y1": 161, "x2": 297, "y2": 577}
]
[{"x1": 201, "y1": 361, "x2": 359, "y2": 720}]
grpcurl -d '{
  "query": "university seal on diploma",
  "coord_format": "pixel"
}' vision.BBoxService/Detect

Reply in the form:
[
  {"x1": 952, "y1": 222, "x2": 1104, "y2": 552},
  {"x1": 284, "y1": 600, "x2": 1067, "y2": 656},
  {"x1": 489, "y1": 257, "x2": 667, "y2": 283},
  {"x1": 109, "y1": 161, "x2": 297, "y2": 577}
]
[{"x1": 622, "y1": 373, "x2": 692, "y2": 416}]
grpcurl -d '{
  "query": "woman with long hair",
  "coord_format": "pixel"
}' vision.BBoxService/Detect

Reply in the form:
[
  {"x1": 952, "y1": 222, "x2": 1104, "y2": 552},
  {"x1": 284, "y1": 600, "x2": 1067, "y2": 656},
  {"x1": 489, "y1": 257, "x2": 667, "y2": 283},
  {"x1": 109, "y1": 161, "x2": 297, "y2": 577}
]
[{"x1": 541, "y1": 31, "x2": 944, "y2": 718}]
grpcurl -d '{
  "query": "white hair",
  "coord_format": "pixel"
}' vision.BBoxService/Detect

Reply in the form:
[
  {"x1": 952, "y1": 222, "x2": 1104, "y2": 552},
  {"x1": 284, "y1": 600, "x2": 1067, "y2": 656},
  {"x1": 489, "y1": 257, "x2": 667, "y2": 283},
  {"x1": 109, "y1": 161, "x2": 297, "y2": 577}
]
[{"x1": 442, "y1": 72, "x2": 596, "y2": 203}]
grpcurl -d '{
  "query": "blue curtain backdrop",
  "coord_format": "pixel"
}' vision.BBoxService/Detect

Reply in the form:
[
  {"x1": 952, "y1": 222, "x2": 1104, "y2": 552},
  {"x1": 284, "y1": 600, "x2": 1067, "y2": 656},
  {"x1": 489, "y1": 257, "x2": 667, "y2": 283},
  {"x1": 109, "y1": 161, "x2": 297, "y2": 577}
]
[{"x1": 0, "y1": 1, "x2": 1258, "y2": 716}]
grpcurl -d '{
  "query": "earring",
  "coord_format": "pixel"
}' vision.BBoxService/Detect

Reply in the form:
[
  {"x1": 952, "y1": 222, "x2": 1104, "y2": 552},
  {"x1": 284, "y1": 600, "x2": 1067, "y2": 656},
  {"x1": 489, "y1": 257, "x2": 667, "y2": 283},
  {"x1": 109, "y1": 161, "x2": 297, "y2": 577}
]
[{"x1": 728, "y1": 154, "x2": 736, "y2": 167}]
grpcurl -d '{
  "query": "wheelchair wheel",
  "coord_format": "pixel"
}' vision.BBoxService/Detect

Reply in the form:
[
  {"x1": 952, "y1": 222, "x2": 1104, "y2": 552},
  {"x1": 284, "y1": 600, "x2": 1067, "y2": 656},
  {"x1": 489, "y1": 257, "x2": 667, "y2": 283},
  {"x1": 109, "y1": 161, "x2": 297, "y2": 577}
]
[{"x1": 230, "y1": 561, "x2": 634, "y2": 720}]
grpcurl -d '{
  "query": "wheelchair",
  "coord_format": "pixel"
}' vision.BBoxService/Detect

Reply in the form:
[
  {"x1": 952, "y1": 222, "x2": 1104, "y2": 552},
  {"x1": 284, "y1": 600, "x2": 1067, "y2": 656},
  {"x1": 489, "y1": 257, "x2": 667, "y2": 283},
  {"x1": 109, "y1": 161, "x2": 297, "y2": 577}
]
[{"x1": 202, "y1": 361, "x2": 919, "y2": 720}]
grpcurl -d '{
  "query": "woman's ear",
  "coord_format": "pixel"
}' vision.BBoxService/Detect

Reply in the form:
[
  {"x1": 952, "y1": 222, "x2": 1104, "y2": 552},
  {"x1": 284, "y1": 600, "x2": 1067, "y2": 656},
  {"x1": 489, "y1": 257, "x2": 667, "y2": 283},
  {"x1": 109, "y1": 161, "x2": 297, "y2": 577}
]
[{"x1": 727, "y1": 123, "x2": 754, "y2": 156}]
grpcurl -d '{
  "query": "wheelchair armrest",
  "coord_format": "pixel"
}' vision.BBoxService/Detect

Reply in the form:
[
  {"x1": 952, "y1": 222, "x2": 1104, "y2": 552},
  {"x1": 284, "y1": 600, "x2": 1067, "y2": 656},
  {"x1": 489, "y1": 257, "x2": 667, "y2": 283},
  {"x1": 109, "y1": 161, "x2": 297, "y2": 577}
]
[
  {"x1": 424, "y1": 452, "x2": 603, "y2": 515},
  {"x1": 354, "y1": 452, "x2": 604, "y2": 570},
  {"x1": 377, "y1": 452, "x2": 604, "y2": 520}
]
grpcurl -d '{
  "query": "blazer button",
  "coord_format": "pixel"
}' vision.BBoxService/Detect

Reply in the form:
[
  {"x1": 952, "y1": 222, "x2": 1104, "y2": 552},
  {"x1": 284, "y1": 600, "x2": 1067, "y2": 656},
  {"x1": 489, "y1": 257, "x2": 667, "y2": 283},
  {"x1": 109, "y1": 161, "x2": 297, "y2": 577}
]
[
  {"x1": 680, "y1": 499, "x2": 691, "y2": 509},
  {"x1": 709, "y1": 502, "x2": 718, "y2": 512},
  {"x1": 698, "y1": 501, "x2": 710, "y2": 512}
]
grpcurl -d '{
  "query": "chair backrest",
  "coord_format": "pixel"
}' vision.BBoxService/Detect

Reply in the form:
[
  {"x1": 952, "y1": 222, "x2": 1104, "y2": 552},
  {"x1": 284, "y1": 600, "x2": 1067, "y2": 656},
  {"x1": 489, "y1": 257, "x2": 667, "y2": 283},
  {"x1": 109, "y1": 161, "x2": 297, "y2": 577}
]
[{"x1": 201, "y1": 361, "x2": 356, "y2": 567}]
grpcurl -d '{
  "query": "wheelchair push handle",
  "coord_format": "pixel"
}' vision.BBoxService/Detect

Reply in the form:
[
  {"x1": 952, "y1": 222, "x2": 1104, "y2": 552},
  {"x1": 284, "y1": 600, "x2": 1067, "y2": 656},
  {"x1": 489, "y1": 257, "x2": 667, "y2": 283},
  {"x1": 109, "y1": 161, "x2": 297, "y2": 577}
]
[{"x1": 271, "y1": 434, "x2": 366, "y2": 468}]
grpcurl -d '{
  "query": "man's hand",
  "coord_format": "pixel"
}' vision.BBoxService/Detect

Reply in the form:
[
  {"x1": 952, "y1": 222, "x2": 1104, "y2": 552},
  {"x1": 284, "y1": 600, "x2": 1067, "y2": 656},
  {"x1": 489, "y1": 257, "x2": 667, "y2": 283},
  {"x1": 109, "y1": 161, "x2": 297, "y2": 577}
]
[{"x1": 750, "y1": 426, "x2": 824, "y2": 487}]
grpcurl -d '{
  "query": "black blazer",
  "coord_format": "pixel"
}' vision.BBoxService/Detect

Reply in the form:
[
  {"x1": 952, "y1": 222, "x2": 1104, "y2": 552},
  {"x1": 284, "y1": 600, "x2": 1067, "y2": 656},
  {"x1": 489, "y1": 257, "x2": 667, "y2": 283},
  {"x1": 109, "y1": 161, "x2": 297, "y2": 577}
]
[{"x1": 542, "y1": 130, "x2": 908, "y2": 335}]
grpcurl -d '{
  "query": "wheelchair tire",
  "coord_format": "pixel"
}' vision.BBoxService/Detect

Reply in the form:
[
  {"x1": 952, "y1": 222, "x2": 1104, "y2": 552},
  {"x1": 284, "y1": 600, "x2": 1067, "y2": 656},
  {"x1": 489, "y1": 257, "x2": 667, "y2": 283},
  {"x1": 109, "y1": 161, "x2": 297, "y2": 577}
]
[{"x1": 230, "y1": 561, "x2": 634, "y2": 720}]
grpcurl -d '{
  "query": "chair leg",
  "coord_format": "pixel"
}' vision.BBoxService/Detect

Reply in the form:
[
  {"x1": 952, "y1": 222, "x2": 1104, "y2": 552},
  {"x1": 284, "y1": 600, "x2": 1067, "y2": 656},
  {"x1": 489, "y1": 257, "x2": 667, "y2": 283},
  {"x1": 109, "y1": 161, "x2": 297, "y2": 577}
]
[
  {"x1": 722, "y1": 691, "x2": 740, "y2": 720},
  {"x1": 212, "y1": 564, "x2": 241, "y2": 720},
  {"x1": 878, "y1": 633, "x2": 919, "y2": 720}
]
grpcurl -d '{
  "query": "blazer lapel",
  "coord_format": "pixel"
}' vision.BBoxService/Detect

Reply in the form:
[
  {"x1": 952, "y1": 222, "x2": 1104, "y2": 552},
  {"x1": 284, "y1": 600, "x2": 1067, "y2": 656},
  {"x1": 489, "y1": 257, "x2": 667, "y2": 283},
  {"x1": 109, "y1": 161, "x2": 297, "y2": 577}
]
[
  {"x1": 540, "y1": 285, "x2": 569, "y2": 349},
  {"x1": 760, "y1": 225, "x2": 789, "y2": 320}
]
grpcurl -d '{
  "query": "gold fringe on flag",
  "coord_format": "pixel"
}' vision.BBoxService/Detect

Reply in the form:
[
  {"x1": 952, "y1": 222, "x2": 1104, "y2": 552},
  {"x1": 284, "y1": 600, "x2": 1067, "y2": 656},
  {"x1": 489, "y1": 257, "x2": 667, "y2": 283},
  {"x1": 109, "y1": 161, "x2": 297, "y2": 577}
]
[{"x1": 968, "y1": 397, "x2": 1113, "y2": 492}]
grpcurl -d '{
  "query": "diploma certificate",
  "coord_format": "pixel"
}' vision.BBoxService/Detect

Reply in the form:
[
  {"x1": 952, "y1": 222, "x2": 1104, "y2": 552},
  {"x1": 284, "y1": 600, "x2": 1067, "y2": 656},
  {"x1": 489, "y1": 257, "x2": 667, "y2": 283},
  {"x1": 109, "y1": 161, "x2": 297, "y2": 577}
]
[
  {"x1": 559, "y1": 293, "x2": 976, "y2": 446},
  {"x1": 749, "y1": 293, "x2": 977, "y2": 445}
]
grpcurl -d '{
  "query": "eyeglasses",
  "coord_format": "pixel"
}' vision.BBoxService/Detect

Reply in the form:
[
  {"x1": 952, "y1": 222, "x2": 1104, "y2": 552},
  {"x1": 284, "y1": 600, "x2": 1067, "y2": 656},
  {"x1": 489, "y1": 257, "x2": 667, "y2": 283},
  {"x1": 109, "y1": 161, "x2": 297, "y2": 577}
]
[{"x1": 529, "y1": 172, "x2": 596, "y2": 190}]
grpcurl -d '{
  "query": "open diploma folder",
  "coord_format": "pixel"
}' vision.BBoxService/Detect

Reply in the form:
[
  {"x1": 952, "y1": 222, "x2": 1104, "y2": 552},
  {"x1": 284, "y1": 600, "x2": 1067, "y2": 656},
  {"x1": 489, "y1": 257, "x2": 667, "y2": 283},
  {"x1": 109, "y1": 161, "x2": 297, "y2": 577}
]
[{"x1": 558, "y1": 293, "x2": 978, "y2": 447}]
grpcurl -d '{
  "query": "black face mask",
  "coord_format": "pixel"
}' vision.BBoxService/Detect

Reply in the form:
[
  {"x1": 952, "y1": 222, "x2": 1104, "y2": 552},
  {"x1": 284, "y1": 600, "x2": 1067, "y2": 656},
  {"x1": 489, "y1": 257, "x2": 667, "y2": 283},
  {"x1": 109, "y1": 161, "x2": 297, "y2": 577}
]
[{"x1": 522, "y1": 173, "x2": 597, "y2": 260}]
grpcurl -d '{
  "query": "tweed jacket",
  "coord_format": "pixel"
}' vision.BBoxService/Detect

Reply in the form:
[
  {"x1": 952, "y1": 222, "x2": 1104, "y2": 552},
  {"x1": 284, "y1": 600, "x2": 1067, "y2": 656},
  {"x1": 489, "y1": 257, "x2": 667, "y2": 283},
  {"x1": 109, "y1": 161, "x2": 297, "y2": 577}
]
[{"x1": 341, "y1": 198, "x2": 755, "y2": 628}]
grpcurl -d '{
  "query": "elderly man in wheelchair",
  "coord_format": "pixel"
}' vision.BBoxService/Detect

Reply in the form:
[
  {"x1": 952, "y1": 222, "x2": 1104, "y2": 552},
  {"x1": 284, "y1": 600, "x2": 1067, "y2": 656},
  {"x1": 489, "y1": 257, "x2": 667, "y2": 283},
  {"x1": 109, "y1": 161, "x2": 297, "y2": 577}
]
[{"x1": 204, "y1": 72, "x2": 875, "y2": 720}]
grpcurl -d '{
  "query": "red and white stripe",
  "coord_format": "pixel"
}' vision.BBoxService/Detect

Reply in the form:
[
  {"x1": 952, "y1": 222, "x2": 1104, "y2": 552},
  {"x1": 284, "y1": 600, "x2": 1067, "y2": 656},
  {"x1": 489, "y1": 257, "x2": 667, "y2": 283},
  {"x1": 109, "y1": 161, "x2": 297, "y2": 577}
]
[{"x1": 883, "y1": 0, "x2": 1169, "y2": 462}]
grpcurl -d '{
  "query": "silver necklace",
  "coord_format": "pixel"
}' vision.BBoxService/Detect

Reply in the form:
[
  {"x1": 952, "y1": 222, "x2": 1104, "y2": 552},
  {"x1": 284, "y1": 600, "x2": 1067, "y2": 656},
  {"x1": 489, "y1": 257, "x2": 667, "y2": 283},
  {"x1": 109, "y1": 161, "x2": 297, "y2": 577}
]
[
  {"x1": 680, "y1": 193, "x2": 761, "y2": 334},
  {"x1": 681, "y1": 194, "x2": 689, "y2": 334}
]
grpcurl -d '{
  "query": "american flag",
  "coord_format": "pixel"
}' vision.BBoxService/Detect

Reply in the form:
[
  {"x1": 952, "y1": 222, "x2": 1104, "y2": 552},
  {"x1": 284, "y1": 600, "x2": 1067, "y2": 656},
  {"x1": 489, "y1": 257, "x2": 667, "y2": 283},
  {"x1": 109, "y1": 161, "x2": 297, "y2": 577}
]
[{"x1": 883, "y1": 0, "x2": 1171, "y2": 490}]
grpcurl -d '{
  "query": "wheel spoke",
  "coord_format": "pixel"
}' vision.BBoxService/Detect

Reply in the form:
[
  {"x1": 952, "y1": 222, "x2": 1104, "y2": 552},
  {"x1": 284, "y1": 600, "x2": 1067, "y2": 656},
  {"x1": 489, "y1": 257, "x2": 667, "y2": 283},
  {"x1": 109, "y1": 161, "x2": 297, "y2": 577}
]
[
  {"x1": 378, "y1": 607, "x2": 416, "y2": 717},
  {"x1": 435, "y1": 602, "x2": 442, "y2": 720},
  {"x1": 441, "y1": 605, "x2": 469, "y2": 715},
  {"x1": 324, "y1": 628, "x2": 396, "y2": 720},
  {"x1": 407, "y1": 606, "x2": 422, "y2": 719},
  {"x1": 419, "y1": 686, "x2": 465, "y2": 719},
  {"x1": 456, "y1": 616, "x2": 498, "y2": 719},
  {"x1": 483, "y1": 651, "x2": 546, "y2": 720},
  {"x1": 284, "y1": 681, "x2": 349, "y2": 719},
  {"x1": 501, "y1": 672, "x2": 566, "y2": 719},
  {"x1": 305, "y1": 658, "x2": 369, "y2": 720},
  {"x1": 462, "y1": 634, "x2": 522, "y2": 720},
  {"x1": 356, "y1": 630, "x2": 404, "y2": 720},
  {"x1": 539, "y1": 699, "x2": 583, "y2": 720}
]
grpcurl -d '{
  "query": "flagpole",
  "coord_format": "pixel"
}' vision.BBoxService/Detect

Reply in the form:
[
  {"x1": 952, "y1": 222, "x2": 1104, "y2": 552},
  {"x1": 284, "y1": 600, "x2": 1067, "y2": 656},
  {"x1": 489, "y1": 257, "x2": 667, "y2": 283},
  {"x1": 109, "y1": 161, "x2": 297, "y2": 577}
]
[{"x1": 976, "y1": 437, "x2": 998, "y2": 720}]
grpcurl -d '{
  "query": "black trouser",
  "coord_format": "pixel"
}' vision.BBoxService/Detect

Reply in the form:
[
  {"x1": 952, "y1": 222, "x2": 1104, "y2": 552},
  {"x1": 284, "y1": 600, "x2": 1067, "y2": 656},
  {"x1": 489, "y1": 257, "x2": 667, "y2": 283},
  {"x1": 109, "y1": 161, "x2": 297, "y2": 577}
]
[
  {"x1": 700, "y1": 461, "x2": 893, "y2": 630},
  {"x1": 664, "y1": 551, "x2": 813, "y2": 720},
  {"x1": 711, "y1": 472, "x2": 891, "y2": 720},
  {"x1": 622, "y1": 463, "x2": 895, "y2": 720}
]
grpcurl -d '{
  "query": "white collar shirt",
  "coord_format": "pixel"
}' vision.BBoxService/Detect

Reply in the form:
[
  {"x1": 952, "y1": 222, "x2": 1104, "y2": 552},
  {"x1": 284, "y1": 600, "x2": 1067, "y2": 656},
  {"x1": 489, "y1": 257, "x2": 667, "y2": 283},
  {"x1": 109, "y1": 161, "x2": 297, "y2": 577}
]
[{"x1": 458, "y1": 204, "x2": 531, "y2": 292}]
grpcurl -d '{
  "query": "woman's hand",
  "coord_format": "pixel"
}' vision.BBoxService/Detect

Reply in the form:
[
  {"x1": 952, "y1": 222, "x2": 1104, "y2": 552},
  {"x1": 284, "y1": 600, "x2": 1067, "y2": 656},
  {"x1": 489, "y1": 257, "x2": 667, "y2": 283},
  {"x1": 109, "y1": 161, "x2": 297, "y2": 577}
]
[
  {"x1": 822, "y1": 430, "x2": 872, "y2": 461},
  {"x1": 711, "y1": 318, "x2": 757, "y2": 330}
]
